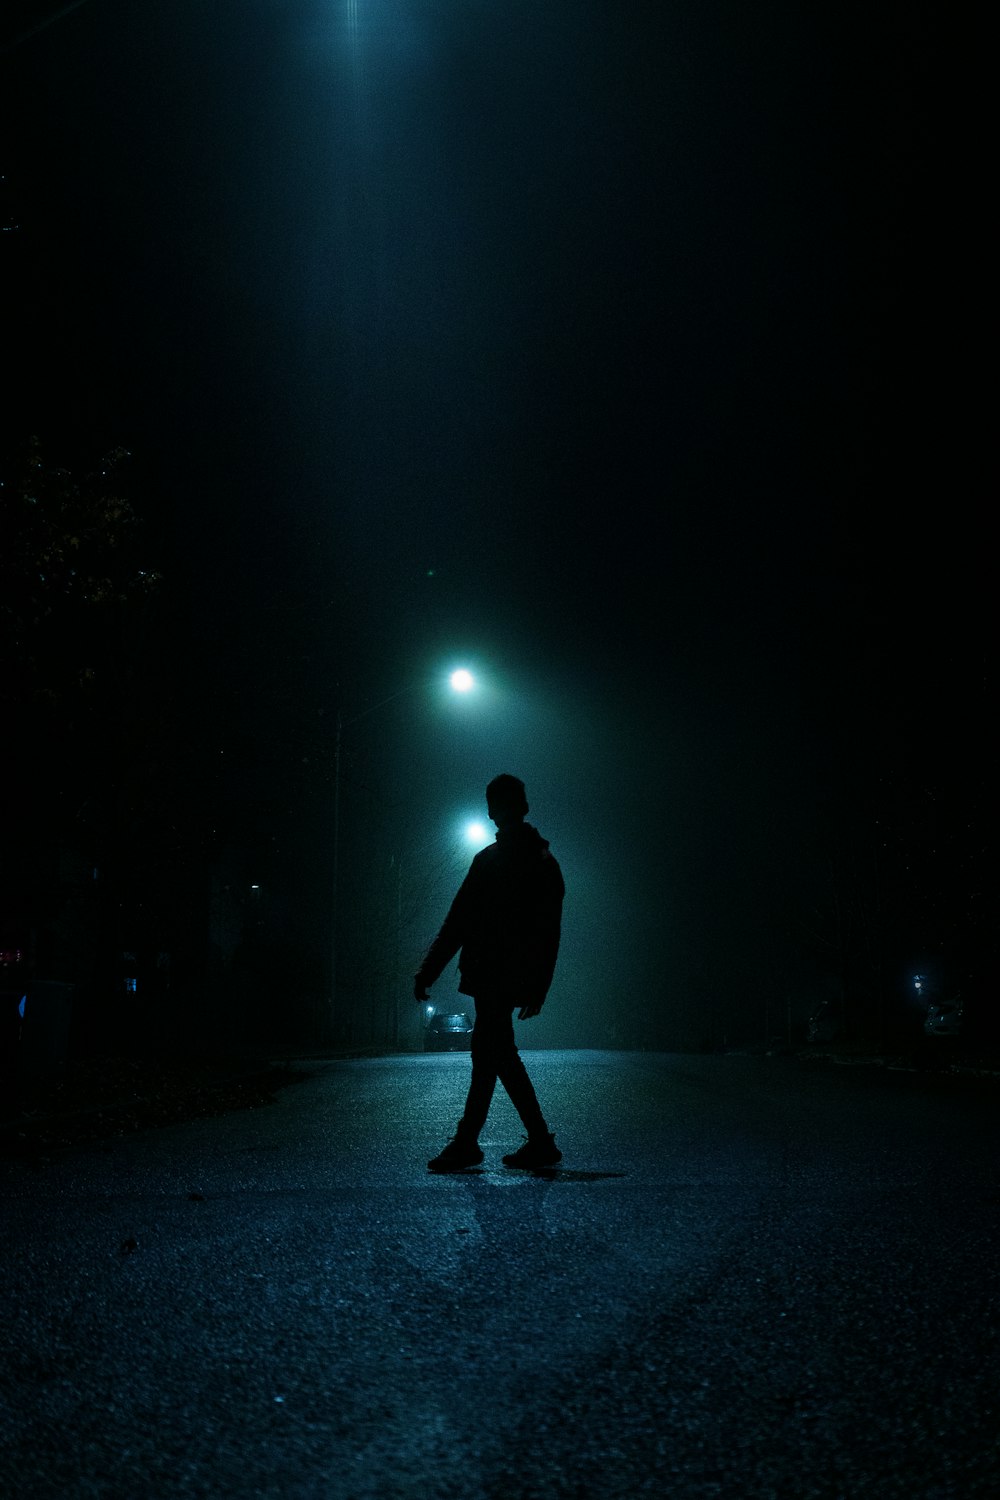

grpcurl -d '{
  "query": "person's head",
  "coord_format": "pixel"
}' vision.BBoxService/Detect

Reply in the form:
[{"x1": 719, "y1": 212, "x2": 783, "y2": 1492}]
[{"x1": 486, "y1": 773, "x2": 529, "y2": 829}]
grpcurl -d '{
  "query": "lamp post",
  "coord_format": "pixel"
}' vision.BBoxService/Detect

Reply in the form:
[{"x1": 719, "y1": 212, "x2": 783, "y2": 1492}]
[{"x1": 328, "y1": 667, "x2": 477, "y2": 1042}]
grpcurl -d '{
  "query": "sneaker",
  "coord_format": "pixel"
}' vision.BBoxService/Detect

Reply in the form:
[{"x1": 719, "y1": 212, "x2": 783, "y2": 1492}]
[
  {"x1": 427, "y1": 1134, "x2": 484, "y2": 1173},
  {"x1": 502, "y1": 1133, "x2": 562, "y2": 1169}
]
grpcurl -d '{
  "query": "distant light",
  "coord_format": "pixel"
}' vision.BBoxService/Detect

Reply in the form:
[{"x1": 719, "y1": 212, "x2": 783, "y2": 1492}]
[
  {"x1": 466, "y1": 821, "x2": 490, "y2": 847},
  {"x1": 450, "y1": 668, "x2": 475, "y2": 693}
]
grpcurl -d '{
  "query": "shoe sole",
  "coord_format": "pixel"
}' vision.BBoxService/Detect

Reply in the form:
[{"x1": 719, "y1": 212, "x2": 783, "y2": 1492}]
[{"x1": 427, "y1": 1156, "x2": 484, "y2": 1173}]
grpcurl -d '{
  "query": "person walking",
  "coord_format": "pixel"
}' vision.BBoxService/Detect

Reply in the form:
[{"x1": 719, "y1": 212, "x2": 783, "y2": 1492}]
[{"x1": 414, "y1": 774, "x2": 564, "y2": 1172}]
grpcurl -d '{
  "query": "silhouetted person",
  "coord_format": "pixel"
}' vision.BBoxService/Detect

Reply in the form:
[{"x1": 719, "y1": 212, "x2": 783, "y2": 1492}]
[{"x1": 414, "y1": 774, "x2": 564, "y2": 1172}]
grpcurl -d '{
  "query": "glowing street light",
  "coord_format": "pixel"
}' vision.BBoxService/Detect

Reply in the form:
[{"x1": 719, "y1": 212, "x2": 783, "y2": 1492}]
[
  {"x1": 465, "y1": 820, "x2": 490, "y2": 848},
  {"x1": 450, "y1": 668, "x2": 475, "y2": 693}
]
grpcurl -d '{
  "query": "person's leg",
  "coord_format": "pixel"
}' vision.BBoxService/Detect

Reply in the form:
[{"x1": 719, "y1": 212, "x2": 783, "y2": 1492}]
[
  {"x1": 427, "y1": 999, "x2": 495, "y2": 1172},
  {"x1": 429, "y1": 997, "x2": 507, "y2": 1171},
  {"x1": 433, "y1": 995, "x2": 559, "y2": 1170},
  {"x1": 481, "y1": 996, "x2": 562, "y2": 1169},
  {"x1": 496, "y1": 1031, "x2": 548, "y2": 1138},
  {"x1": 457, "y1": 994, "x2": 503, "y2": 1137},
  {"x1": 468, "y1": 993, "x2": 548, "y2": 1137}
]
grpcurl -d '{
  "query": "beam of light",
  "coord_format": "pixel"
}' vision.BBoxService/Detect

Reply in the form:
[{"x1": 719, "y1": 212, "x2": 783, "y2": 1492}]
[
  {"x1": 450, "y1": 668, "x2": 475, "y2": 693},
  {"x1": 346, "y1": 0, "x2": 365, "y2": 130},
  {"x1": 465, "y1": 821, "x2": 490, "y2": 848}
]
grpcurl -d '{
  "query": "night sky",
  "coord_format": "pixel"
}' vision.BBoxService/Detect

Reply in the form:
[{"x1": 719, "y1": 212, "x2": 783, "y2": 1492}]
[{"x1": 3, "y1": 2, "x2": 982, "y2": 1048}]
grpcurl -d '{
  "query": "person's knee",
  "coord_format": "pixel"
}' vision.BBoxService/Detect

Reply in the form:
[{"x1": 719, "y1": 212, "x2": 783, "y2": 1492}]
[
  {"x1": 472, "y1": 1023, "x2": 516, "y2": 1066},
  {"x1": 471, "y1": 1027, "x2": 500, "y2": 1063},
  {"x1": 491, "y1": 1035, "x2": 521, "y2": 1068}
]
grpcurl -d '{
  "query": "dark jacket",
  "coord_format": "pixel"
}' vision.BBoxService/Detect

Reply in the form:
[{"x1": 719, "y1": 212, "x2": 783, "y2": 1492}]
[{"x1": 417, "y1": 823, "x2": 564, "y2": 1003}]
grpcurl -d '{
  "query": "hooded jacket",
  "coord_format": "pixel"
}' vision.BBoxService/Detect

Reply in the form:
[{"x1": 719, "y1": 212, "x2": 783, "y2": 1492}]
[{"x1": 417, "y1": 822, "x2": 564, "y2": 1003}]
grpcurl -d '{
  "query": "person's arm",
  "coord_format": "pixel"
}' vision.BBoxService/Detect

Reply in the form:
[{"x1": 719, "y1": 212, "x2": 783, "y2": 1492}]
[
  {"x1": 519, "y1": 855, "x2": 565, "y2": 1018},
  {"x1": 413, "y1": 867, "x2": 474, "y2": 999}
]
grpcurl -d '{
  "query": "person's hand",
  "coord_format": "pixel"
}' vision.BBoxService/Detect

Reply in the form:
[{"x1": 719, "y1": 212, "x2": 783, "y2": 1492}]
[
  {"x1": 414, "y1": 978, "x2": 430, "y2": 1002},
  {"x1": 517, "y1": 999, "x2": 543, "y2": 1020}
]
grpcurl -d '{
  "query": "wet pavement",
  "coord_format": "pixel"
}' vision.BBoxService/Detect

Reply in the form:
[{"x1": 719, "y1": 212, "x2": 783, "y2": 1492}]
[{"x1": 1, "y1": 1051, "x2": 998, "y2": 1497}]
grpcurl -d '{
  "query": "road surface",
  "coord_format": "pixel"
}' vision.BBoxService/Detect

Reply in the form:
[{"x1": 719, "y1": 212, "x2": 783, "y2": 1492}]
[{"x1": 1, "y1": 1051, "x2": 997, "y2": 1497}]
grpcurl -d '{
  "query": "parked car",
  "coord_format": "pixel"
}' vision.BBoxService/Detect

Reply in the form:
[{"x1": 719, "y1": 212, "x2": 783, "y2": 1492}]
[
  {"x1": 424, "y1": 1011, "x2": 474, "y2": 1052},
  {"x1": 923, "y1": 997, "x2": 963, "y2": 1038},
  {"x1": 806, "y1": 1000, "x2": 842, "y2": 1044}
]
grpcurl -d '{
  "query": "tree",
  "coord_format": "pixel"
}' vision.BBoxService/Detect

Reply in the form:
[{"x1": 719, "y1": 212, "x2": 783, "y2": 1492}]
[{"x1": 0, "y1": 438, "x2": 209, "y2": 1050}]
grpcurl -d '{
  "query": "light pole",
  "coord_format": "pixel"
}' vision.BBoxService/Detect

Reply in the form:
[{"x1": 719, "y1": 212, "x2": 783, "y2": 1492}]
[{"x1": 328, "y1": 667, "x2": 478, "y2": 1042}]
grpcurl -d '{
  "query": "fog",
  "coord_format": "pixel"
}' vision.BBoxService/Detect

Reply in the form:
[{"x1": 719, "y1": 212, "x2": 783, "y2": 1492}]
[{"x1": 4, "y1": 2, "x2": 977, "y2": 1052}]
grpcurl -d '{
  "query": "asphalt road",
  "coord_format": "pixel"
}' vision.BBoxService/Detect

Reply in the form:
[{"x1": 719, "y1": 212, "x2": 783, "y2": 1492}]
[{"x1": 1, "y1": 1051, "x2": 997, "y2": 1499}]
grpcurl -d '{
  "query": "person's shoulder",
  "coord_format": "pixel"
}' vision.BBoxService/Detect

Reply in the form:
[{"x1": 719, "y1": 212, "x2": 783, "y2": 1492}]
[
  {"x1": 531, "y1": 831, "x2": 562, "y2": 875},
  {"x1": 535, "y1": 836, "x2": 563, "y2": 880},
  {"x1": 529, "y1": 827, "x2": 557, "y2": 860}
]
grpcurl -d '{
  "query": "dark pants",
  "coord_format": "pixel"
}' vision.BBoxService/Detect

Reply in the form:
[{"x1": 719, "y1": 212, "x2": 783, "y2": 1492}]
[{"x1": 459, "y1": 992, "x2": 548, "y2": 1139}]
